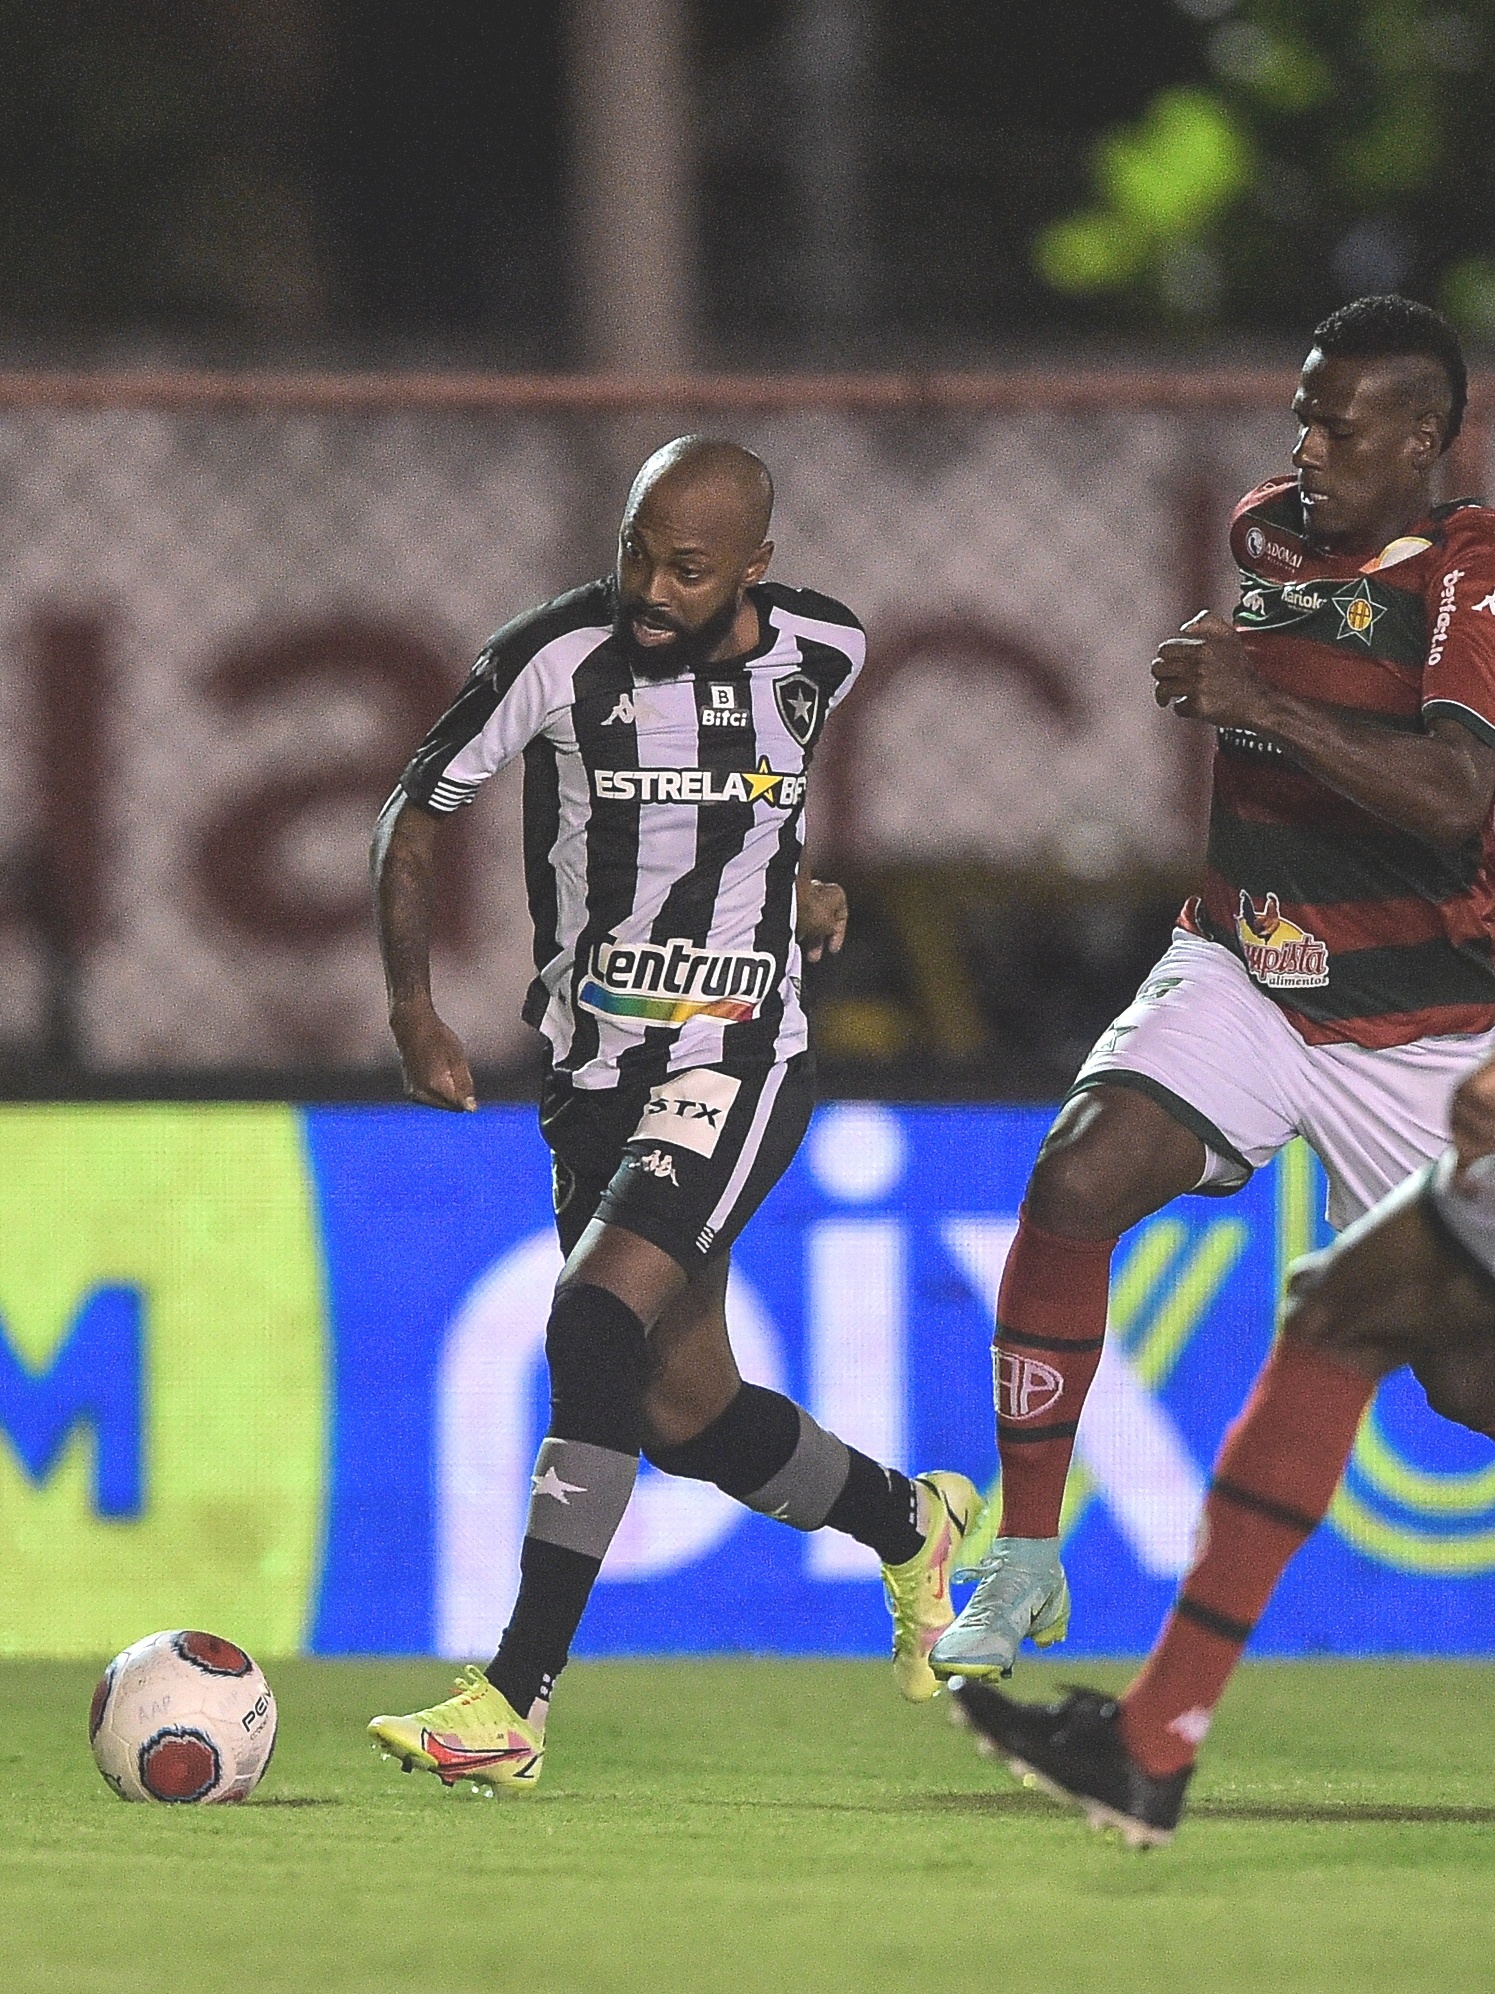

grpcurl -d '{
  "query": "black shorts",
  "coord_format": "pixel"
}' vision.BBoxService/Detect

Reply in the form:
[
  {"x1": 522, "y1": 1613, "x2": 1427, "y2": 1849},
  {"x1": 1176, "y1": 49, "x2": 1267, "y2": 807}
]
[{"x1": 539, "y1": 1052, "x2": 815, "y2": 1274}]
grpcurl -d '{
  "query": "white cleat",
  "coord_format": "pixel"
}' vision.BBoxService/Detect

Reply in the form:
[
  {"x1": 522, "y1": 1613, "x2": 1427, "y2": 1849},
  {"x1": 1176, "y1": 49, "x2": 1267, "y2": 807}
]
[{"x1": 929, "y1": 1536, "x2": 1071, "y2": 1680}]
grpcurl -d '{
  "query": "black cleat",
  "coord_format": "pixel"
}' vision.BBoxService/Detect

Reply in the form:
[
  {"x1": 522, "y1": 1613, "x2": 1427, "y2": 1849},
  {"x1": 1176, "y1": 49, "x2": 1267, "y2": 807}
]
[{"x1": 952, "y1": 1679, "x2": 1192, "y2": 1847}]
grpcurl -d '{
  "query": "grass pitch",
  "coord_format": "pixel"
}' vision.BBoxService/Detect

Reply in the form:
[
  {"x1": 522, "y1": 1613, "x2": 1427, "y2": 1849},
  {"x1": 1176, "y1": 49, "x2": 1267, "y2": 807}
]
[{"x1": 4, "y1": 1658, "x2": 1494, "y2": 1993}]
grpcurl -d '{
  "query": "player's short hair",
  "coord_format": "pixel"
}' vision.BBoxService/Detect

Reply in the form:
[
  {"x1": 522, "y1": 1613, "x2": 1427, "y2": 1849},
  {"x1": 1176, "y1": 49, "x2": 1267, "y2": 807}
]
[{"x1": 1310, "y1": 294, "x2": 1467, "y2": 450}]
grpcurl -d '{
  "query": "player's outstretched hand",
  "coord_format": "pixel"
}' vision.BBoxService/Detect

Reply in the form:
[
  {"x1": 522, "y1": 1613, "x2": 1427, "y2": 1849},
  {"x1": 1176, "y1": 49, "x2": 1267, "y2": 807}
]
[
  {"x1": 1452, "y1": 1056, "x2": 1495, "y2": 1174},
  {"x1": 1152, "y1": 610, "x2": 1267, "y2": 728},
  {"x1": 797, "y1": 877, "x2": 849, "y2": 962},
  {"x1": 391, "y1": 998, "x2": 478, "y2": 1111}
]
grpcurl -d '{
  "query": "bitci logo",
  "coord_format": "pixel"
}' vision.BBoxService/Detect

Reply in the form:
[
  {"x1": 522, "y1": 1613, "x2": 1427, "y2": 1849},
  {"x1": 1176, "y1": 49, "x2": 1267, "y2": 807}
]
[{"x1": 997, "y1": 1351, "x2": 1064, "y2": 1421}]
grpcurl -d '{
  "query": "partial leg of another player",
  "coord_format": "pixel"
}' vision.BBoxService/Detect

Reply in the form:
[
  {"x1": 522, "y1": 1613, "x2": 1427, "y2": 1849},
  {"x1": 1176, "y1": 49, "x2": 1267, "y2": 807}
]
[
  {"x1": 953, "y1": 1159, "x2": 1495, "y2": 1844},
  {"x1": 931, "y1": 1082, "x2": 1207, "y2": 1680}
]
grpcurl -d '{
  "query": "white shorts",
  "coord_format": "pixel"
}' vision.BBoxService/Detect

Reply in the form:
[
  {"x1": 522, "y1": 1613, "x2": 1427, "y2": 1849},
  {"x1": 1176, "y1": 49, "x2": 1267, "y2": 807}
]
[{"x1": 1072, "y1": 930, "x2": 1495, "y2": 1231}]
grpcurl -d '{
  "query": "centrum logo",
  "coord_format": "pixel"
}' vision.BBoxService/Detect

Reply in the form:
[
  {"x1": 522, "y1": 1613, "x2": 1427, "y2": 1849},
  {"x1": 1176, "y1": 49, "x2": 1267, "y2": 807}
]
[
  {"x1": 1236, "y1": 891, "x2": 1329, "y2": 990},
  {"x1": 577, "y1": 936, "x2": 778, "y2": 1025},
  {"x1": 593, "y1": 758, "x2": 806, "y2": 808}
]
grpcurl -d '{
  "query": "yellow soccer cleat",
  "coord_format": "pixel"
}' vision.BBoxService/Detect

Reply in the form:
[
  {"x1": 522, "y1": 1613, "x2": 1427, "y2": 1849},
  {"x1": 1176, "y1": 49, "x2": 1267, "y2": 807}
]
[
  {"x1": 368, "y1": 1667, "x2": 544, "y2": 1794},
  {"x1": 881, "y1": 1471, "x2": 986, "y2": 1703}
]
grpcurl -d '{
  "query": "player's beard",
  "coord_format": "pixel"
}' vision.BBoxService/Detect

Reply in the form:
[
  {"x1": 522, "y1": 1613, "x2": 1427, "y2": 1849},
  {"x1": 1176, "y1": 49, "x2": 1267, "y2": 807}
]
[{"x1": 614, "y1": 593, "x2": 745, "y2": 677}]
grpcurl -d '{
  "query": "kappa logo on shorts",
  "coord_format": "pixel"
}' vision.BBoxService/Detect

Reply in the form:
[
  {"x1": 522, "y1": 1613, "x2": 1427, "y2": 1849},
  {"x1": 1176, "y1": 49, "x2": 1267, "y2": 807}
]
[
  {"x1": 997, "y1": 1351, "x2": 1064, "y2": 1422},
  {"x1": 631, "y1": 1068, "x2": 743, "y2": 1159},
  {"x1": 1236, "y1": 891, "x2": 1329, "y2": 990},
  {"x1": 632, "y1": 1147, "x2": 680, "y2": 1185}
]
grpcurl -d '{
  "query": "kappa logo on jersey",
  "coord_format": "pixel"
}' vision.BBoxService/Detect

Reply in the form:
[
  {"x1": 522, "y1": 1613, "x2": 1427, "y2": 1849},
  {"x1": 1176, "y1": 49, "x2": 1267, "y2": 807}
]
[
  {"x1": 773, "y1": 672, "x2": 822, "y2": 747},
  {"x1": 997, "y1": 1350, "x2": 1064, "y2": 1422},
  {"x1": 1236, "y1": 891, "x2": 1329, "y2": 990},
  {"x1": 1330, "y1": 578, "x2": 1383, "y2": 645},
  {"x1": 601, "y1": 693, "x2": 636, "y2": 726},
  {"x1": 1473, "y1": 586, "x2": 1495, "y2": 617},
  {"x1": 632, "y1": 1148, "x2": 680, "y2": 1185},
  {"x1": 578, "y1": 937, "x2": 777, "y2": 1025},
  {"x1": 631, "y1": 1067, "x2": 743, "y2": 1158},
  {"x1": 592, "y1": 759, "x2": 806, "y2": 808},
  {"x1": 702, "y1": 682, "x2": 749, "y2": 729}
]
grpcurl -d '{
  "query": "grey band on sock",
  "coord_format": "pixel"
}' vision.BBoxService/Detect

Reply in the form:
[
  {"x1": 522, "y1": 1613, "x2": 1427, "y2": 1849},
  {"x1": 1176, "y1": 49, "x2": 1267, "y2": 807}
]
[
  {"x1": 741, "y1": 1406, "x2": 850, "y2": 1531},
  {"x1": 523, "y1": 1438, "x2": 639, "y2": 1560}
]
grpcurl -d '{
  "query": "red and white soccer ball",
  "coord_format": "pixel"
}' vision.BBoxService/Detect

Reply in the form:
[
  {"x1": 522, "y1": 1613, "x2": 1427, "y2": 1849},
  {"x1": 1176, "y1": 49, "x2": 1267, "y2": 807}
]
[{"x1": 90, "y1": 1630, "x2": 277, "y2": 1804}]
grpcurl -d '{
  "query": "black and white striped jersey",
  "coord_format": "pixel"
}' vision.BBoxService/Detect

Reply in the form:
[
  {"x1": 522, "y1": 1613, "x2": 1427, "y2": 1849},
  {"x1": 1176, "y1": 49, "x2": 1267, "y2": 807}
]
[{"x1": 399, "y1": 577, "x2": 865, "y2": 1089}]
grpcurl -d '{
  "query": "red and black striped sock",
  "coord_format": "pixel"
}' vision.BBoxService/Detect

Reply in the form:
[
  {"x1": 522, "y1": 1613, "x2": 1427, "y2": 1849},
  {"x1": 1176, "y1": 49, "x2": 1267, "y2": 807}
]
[
  {"x1": 1120, "y1": 1339, "x2": 1376, "y2": 1778},
  {"x1": 994, "y1": 1211, "x2": 1116, "y2": 1538}
]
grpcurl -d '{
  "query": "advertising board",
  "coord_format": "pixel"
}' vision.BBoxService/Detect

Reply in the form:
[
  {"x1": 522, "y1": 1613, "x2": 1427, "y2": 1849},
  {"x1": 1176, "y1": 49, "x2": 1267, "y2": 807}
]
[{"x1": 4, "y1": 1102, "x2": 1493, "y2": 1658}]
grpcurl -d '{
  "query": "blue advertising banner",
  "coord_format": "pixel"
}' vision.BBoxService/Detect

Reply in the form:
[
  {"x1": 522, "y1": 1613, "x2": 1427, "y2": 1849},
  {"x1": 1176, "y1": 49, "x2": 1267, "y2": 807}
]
[{"x1": 3, "y1": 1101, "x2": 1495, "y2": 1658}]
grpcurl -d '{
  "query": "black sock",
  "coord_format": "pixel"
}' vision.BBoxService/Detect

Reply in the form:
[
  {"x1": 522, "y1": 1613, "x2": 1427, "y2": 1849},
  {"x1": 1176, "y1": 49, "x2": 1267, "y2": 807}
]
[
  {"x1": 485, "y1": 1283, "x2": 648, "y2": 1715},
  {"x1": 486, "y1": 1539, "x2": 599, "y2": 1715},
  {"x1": 824, "y1": 1450, "x2": 924, "y2": 1565}
]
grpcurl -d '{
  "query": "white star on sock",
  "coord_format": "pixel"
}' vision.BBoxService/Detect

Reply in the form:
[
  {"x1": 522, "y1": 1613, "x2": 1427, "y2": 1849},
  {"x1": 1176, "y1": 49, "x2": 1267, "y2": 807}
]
[{"x1": 532, "y1": 1465, "x2": 587, "y2": 1504}]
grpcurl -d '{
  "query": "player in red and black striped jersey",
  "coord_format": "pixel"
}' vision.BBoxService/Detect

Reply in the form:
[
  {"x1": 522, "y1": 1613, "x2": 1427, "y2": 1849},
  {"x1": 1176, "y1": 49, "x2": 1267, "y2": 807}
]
[
  {"x1": 933, "y1": 296, "x2": 1495, "y2": 1686},
  {"x1": 1188, "y1": 472, "x2": 1495, "y2": 1048}
]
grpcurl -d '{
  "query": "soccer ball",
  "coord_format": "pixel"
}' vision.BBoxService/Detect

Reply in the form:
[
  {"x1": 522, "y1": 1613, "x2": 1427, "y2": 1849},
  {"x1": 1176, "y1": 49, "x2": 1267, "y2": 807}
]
[{"x1": 89, "y1": 1630, "x2": 277, "y2": 1804}]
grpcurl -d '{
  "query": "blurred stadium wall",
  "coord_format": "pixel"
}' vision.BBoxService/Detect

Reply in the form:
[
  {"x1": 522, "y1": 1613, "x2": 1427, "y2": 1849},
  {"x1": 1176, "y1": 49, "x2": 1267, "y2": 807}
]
[{"x1": 0, "y1": 368, "x2": 1488, "y2": 1090}]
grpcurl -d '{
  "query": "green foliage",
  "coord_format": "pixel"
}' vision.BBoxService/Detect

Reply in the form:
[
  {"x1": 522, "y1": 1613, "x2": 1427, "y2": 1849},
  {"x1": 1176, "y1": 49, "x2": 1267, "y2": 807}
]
[
  {"x1": 1035, "y1": 0, "x2": 1495, "y2": 335},
  {"x1": 1039, "y1": 88, "x2": 1253, "y2": 294}
]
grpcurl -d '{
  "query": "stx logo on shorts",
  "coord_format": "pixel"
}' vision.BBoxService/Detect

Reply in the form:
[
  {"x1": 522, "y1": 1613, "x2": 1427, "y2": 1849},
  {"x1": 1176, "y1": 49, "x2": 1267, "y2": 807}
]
[
  {"x1": 593, "y1": 760, "x2": 807, "y2": 809},
  {"x1": 997, "y1": 1351, "x2": 1064, "y2": 1421},
  {"x1": 631, "y1": 1068, "x2": 742, "y2": 1159}
]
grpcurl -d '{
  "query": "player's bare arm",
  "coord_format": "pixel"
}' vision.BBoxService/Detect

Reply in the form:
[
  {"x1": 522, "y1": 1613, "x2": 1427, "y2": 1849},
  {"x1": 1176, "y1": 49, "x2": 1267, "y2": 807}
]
[
  {"x1": 370, "y1": 790, "x2": 476, "y2": 1111},
  {"x1": 1153, "y1": 611, "x2": 1495, "y2": 846},
  {"x1": 795, "y1": 858, "x2": 848, "y2": 962}
]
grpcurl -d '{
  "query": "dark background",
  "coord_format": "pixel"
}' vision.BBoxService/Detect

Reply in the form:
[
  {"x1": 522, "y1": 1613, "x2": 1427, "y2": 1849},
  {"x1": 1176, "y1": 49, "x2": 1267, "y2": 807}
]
[{"x1": 4, "y1": 1, "x2": 1491, "y2": 363}]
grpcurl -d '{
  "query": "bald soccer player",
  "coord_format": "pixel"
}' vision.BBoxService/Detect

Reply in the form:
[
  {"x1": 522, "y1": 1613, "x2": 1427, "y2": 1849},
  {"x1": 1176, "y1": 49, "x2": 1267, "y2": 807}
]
[{"x1": 367, "y1": 438, "x2": 982, "y2": 1790}]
